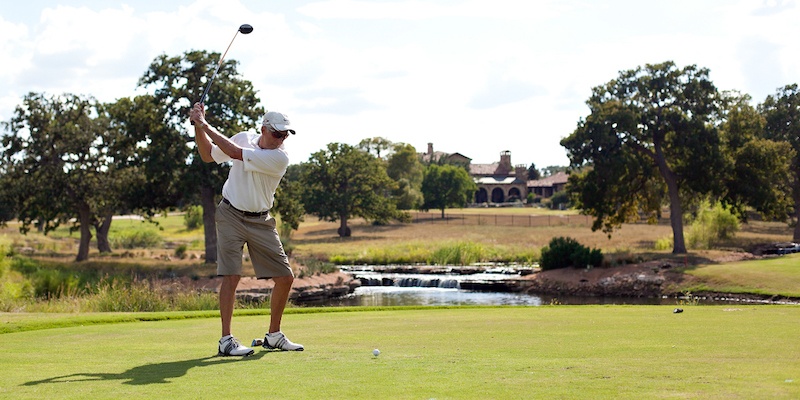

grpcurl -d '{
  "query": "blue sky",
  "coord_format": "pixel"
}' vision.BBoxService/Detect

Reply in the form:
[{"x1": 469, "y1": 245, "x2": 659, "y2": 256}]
[{"x1": 1, "y1": 0, "x2": 798, "y2": 168}]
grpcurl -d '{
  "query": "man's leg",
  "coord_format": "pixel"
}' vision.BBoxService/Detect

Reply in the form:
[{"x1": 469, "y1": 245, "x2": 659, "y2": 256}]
[
  {"x1": 220, "y1": 275, "x2": 241, "y2": 337},
  {"x1": 269, "y1": 275, "x2": 293, "y2": 333}
]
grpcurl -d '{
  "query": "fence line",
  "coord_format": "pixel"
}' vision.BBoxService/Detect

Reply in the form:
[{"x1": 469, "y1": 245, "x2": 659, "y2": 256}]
[{"x1": 411, "y1": 211, "x2": 593, "y2": 228}]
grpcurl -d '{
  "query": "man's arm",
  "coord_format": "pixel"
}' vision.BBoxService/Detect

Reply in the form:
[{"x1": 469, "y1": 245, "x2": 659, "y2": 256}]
[{"x1": 190, "y1": 103, "x2": 243, "y2": 161}]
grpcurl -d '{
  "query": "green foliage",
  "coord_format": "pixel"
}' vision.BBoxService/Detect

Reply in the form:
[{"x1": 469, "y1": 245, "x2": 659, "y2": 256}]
[
  {"x1": 654, "y1": 236, "x2": 673, "y2": 251},
  {"x1": 137, "y1": 50, "x2": 265, "y2": 263},
  {"x1": 88, "y1": 278, "x2": 218, "y2": 312},
  {"x1": 0, "y1": 246, "x2": 35, "y2": 309},
  {"x1": 274, "y1": 167, "x2": 306, "y2": 238},
  {"x1": 1, "y1": 92, "x2": 140, "y2": 261},
  {"x1": 183, "y1": 205, "x2": 203, "y2": 230},
  {"x1": 549, "y1": 190, "x2": 570, "y2": 210},
  {"x1": 686, "y1": 201, "x2": 740, "y2": 249},
  {"x1": 759, "y1": 84, "x2": 800, "y2": 241},
  {"x1": 9, "y1": 256, "x2": 102, "y2": 299},
  {"x1": 540, "y1": 236, "x2": 603, "y2": 270},
  {"x1": 387, "y1": 143, "x2": 425, "y2": 210},
  {"x1": 720, "y1": 92, "x2": 795, "y2": 222},
  {"x1": 327, "y1": 241, "x2": 538, "y2": 265},
  {"x1": 527, "y1": 163, "x2": 541, "y2": 180},
  {"x1": 561, "y1": 61, "x2": 724, "y2": 254},
  {"x1": 421, "y1": 164, "x2": 477, "y2": 217},
  {"x1": 111, "y1": 227, "x2": 163, "y2": 249},
  {"x1": 431, "y1": 242, "x2": 486, "y2": 265},
  {"x1": 174, "y1": 244, "x2": 188, "y2": 259},
  {"x1": 301, "y1": 143, "x2": 405, "y2": 237},
  {"x1": 296, "y1": 258, "x2": 338, "y2": 278}
]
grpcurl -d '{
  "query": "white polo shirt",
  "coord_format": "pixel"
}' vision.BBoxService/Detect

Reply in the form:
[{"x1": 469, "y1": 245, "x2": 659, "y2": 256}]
[{"x1": 210, "y1": 131, "x2": 289, "y2": 213}]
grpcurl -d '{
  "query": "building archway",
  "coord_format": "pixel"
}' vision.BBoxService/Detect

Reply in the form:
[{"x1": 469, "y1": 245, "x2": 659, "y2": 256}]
[
  {"x1": 491, "y1": 187, "x2": 505, "y2": 203},
  {"x1": 475, "y1": 188, "x2": 488, "y2": 203},
  {"x1": 508, "y1": 187, "x2": 521, "y2": 201}
]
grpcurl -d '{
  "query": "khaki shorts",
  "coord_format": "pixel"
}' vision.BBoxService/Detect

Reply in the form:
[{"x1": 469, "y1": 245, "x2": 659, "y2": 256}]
[{"x1": 215, "y1": 200, "x2": 293, "y2": 279}]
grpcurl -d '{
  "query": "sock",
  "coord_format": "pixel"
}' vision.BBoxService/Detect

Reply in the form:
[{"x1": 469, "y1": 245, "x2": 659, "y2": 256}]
[{"x1": 220, "y1": 334, "x2": 232, "y2": 342}]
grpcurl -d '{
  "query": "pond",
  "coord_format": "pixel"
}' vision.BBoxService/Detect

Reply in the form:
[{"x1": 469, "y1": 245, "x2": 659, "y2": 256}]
[{"x1": 304, "y1": 266, "x2": 782, "y2": 307}]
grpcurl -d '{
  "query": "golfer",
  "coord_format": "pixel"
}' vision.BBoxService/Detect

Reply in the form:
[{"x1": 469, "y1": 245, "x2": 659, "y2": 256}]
[{"x1": 190, "y1": 102, "x2": 303, "y2": 356}]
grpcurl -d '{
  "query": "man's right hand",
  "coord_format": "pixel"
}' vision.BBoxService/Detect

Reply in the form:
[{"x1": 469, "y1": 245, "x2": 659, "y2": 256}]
[{"x1": 190, "y1": 102, "x2": 207, "y2": 126}]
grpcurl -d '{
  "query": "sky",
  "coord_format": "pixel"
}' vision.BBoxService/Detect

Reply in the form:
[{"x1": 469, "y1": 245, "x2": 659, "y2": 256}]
[{"x1": 1, "y1": 0, "x2": 798, "y2": 168}]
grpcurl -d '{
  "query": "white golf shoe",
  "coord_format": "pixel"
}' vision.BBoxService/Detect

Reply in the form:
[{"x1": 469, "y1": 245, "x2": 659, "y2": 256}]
[
  {"x1": 218, "y1": 335, "x2": 254, "y2": 356},
  {"x1": 264, "y1": 331, "x2": 304, "y2": 351}
]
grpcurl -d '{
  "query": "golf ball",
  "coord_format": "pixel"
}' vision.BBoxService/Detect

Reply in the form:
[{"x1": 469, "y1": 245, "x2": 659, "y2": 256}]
[{"x1": 372, "y1": 349, "x2": 380, "y2": 357}]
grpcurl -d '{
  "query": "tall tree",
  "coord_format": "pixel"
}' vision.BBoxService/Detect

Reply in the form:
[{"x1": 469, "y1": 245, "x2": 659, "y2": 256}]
[
  {"x1": 1, "y1": 93, "x2": 122, "y2": 261},
  {"x1": 420, "y1": 164, "x2": 477, "y2": 218},
  {"x1": 760, "y1": 84, "x2": 800, "y2": 241},
  {"x1": 386, "y1": 143, "x2": 424, "y2": 210},
  {"x1": 527, "y1": 163, "x2": 541, "y2": 180},
  {"x1": 561, "y1": 62, "x2": 724, "y2": 254},
  {"x1": 302, "y1": 143, "x2": 404, "y2": 237},
  {"x1": 358, "y1": 137, "x2": 394, "y2": 159},
  {"x1": 273, "y1": 164, "x2": 306, "y2": 240},
  {"x1": 137, "y1": 50, "x2": 263, "y2": 263},
  {"x1": 719, "y1": 92, "x2": 795, "y2": 223}
]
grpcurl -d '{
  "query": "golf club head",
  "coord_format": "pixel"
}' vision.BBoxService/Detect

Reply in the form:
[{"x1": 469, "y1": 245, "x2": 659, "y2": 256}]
[{"x1": 239, "y1": 24, "x2": 253, "y2": 34}]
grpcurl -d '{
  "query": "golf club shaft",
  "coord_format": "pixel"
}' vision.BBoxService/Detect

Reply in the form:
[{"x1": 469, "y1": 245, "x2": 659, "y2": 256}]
[
  {"x1": 198, "y1": 30, "x2": 241, "y2": 105},
  {"x1": 191, "y1": 28, "x2": 242, "y2": 125}
]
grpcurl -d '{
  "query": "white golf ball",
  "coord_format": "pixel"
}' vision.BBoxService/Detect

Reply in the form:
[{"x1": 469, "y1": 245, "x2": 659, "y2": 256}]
[{"x1": 372, "y1": 349, "x2": 380, "y2": 357}]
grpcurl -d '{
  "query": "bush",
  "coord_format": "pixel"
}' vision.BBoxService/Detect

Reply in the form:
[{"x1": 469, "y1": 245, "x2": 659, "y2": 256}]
[
  {"x1": 654, "y1": 236, "x2": 673, "y2": 251},
  {"x1": 184, "y1": 205, "x2": 204, "y2": 230},
  {"x1": 174, "y1": 244, "x2": 188, "y2": 259},
  {"x1": 540, "y1": 237, "x2": 603, "y2": 270},
  {"x1": 686, "y1": 201, "x2": 740, "y2": 249},
  {"x1": 549, "y1": 190, "x2": 570, "y2": 210},
  {"x1": 111, "y1": 228, "x2": 163, "y2": 249}
]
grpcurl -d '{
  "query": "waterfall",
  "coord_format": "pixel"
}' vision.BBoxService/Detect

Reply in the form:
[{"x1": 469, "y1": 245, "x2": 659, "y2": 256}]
[{"x1": 358, "y1": 275, "x2": 461, "y2": 289}]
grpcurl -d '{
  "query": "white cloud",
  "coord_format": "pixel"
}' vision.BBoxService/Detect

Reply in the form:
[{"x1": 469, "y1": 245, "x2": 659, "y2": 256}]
[{"x1": 2, "y1": 0, "x2": 799, "y2": 169}]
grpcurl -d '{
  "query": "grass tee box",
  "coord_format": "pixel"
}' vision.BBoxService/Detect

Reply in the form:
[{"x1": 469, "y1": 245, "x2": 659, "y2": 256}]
[{"x1": 1, "y1": 306, "x2": 799, "y2": 399}]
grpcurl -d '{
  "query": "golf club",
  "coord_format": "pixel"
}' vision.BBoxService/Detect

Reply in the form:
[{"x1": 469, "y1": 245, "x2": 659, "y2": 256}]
[{"x1": 192, "y1": 23, "x2": 253, "y2": 124}]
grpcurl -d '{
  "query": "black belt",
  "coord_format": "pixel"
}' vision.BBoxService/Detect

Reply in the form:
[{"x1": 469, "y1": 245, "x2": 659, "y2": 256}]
[{"x1": 222, "y1": 198, "x2": 270, "y2": 217}]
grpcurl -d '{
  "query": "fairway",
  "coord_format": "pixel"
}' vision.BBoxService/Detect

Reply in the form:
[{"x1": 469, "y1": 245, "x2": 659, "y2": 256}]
[{"x1": 1, "y1": 306, "x2": 799, "y2": 399}]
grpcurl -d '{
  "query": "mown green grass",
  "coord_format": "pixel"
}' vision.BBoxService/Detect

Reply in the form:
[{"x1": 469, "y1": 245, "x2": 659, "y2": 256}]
[
  {"x1": 1, "y1": 306, "x2": 798, "y2": 399},
  {"x1": 681, "y1": 253, "x2": 800, "y2": 297}
]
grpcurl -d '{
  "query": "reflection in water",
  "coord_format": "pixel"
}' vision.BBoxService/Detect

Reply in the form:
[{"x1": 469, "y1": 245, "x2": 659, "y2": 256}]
[
  {"x1": 324, "y1": 286, "x2": 544, "y2": 307},
  {"x1": 305, "y1": 268, "x2": 790, "y2": 307}
]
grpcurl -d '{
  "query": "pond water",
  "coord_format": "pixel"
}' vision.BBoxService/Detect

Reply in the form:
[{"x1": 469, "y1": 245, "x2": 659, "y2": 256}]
[{"x1": 306, "y1": 267, "x2": 792, "y2": 307}]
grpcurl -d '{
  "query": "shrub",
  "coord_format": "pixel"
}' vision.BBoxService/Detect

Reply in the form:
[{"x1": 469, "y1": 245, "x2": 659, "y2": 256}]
[
  {"x1": 111, "y1": 228, "x2": 163, "y2": 249},
  {"x1": 654, "y1": 236, "x2": 673, "y2": 251},
  {"x1": 540, "y1": 236, "x2": 603, "y2": 270},
  {"x1": 174, "y1": 244, "x2": 188, "y2": 259},
  {"x1": 549, "y1": 190, "x2": 570, "y2": 210},
  {"x1": 184, "y1": 205, "x2": 204, "y2": 230},
  {"x1": 686, "y1": 200, "x2": 740, "y2": 249}
]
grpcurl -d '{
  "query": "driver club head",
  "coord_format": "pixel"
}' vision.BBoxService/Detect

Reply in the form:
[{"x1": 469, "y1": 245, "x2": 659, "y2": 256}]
[{"x1": 239, "y1": 24, "x2": 253, "y2": 34}]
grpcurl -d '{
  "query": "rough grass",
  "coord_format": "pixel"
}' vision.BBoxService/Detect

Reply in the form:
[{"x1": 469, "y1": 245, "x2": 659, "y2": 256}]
[
  {"x1": 1, "y1": 306, "x2": 798, "y2": 399},
  {"x1": 3, "y1": 209, "x2": 794, "y2": 264},
  {"x1": 680, "y1": 253, "x2": 800, "y2": 297}
]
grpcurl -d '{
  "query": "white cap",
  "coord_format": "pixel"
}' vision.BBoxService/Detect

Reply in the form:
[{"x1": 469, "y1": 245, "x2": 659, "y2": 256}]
[{"x1": 262, "y1": 111, "x2": 296, "y2": 134}]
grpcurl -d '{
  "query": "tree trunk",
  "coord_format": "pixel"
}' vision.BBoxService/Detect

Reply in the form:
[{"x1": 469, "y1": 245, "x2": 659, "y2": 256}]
[
  {"x1": 200, "y1": 185, "x2": 218, "y2": 264},
  {"x1": 666, "y1": 178, "x2": 687, "y2": 254},
  {"x1": 76, "y1": 202, "x2": 93, "y2": 262},
  {"x1": 652, "y1": 139, "x2": 687, "y2": 254},
  {"x1": 440, "y1": 208, "x2": 445, "y2": 219},
  {"x1": 793, "y1": 189, "x2": 800, "y2": 242},
  {"x1": 95, "y1": 211, "x2": 113, "y2": 253},
  {"x1": 338, "y1": 213, "x2": 351, "y2": 237}
]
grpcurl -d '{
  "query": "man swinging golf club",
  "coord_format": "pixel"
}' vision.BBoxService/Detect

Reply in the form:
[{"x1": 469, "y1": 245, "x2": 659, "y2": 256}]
[{"x1": 190, "y1": 102, "x2": 303, "y2": 356}]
